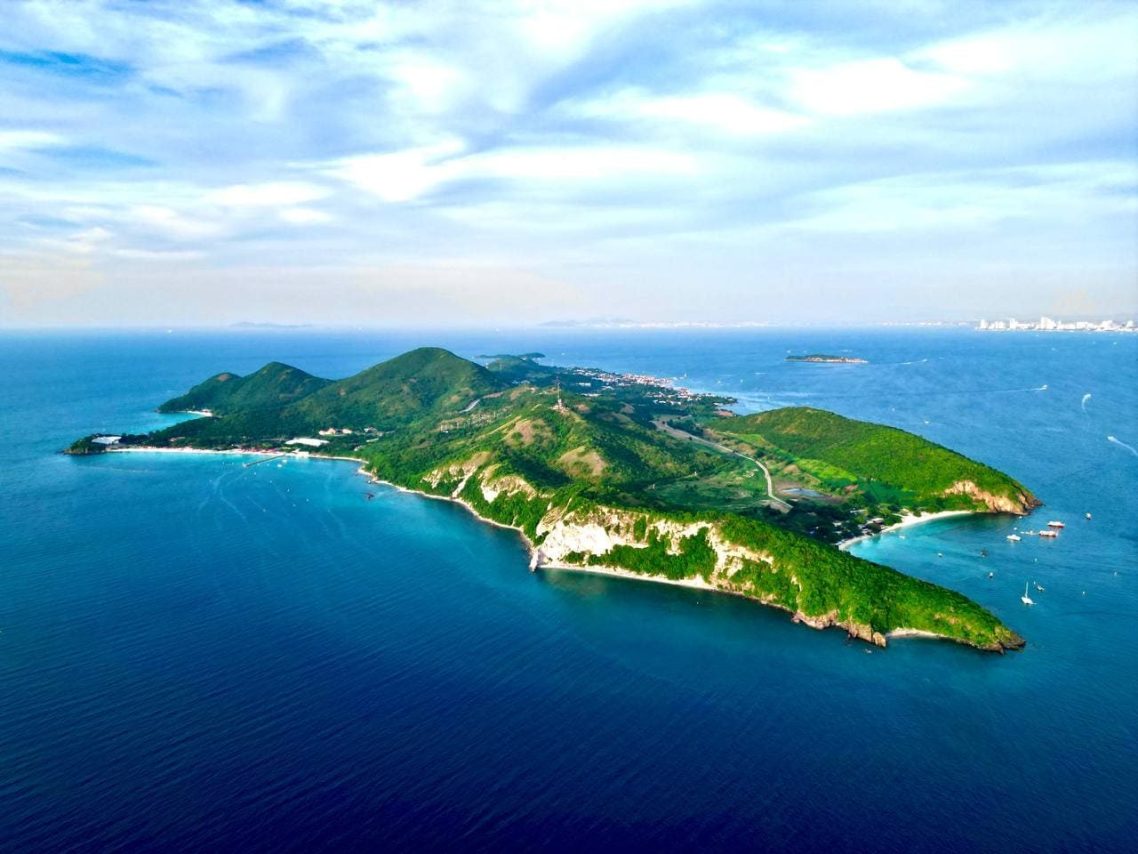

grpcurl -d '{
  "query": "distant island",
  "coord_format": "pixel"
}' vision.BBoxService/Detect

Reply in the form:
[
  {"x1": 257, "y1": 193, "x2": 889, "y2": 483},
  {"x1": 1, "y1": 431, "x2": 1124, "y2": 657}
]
[
  {"x1": 68, "y1": 348, "x2": 1038, "y2": 652},
  {"x1": 786, "y1": 354, "x2": 868, "y2": 364}
]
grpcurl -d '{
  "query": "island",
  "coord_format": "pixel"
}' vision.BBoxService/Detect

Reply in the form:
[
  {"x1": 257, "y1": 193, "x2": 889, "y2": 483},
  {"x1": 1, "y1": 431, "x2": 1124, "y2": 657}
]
[
  {"x1": 786, "y1": 354, "x2": 868, "y2": 364},
  {"x1": 68, "y1": 348, "x2": 1039, "y2": 652}
]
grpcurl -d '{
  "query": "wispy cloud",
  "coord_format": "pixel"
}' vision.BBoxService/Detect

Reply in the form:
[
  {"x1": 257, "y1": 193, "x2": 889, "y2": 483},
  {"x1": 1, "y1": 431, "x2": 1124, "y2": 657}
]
[{"x1": 0, "y1": 0, "x2": 1135, "y2": 325}]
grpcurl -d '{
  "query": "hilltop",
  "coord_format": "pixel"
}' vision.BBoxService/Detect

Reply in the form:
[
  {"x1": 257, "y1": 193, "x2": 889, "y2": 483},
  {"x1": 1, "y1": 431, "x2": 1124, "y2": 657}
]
[{"x1": 68, "y1": 347, "x2": 1037, "y2": 652}]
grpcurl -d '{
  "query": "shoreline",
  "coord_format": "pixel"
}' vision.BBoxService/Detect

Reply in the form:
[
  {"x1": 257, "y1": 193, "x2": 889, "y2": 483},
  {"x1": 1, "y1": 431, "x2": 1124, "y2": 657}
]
[
  {"x1": 838, "y1": 510, "x2": 975, "y2": 551},
  {"x1": 98, "y1": 445, "x2": 976, "y2": 650},
  {"x1": 537, "y1": 560, "x2": 717, "y2": 592},
  {"x1": 887, "y1": 628, "x2": 942, "y2": 640}
]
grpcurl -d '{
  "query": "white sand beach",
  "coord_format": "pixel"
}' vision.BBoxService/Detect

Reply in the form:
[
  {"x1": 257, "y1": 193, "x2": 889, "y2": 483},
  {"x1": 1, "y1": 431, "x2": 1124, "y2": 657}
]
[{"x1": 838, "y1": 510, "x2": 975, "y2": 551}]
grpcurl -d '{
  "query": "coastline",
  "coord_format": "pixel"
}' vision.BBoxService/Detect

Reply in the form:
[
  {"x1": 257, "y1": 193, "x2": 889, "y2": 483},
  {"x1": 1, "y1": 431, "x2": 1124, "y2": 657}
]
[
  {"x1": 838, "y1": 510, "x2": 975, "y2": 551},
  {"x1": 537, "y1": 560, "x2": 717, "y2": 592},
  {"x1": 887, "y1": 628, "x2": 942, "y2": 640},
  {"x1": 97, "y1": 445, "x2": 983, "y2": 650},
  {"x1": 109, "y1": 446, "x2": 275, "y2": 457}
]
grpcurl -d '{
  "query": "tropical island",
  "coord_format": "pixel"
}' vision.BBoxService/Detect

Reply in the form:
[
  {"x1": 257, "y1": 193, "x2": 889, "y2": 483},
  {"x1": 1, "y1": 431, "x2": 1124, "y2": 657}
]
[
  {"x1": 68, "y1": 348, "x2": 1039, "y2": 652},
  {"x1": 786, "y1": 354, "x2": 868, "y2": 364}
]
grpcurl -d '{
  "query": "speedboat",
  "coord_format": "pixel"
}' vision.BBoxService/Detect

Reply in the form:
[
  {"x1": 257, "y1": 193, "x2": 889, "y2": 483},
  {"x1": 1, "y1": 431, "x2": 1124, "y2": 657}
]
[
  {"x1": 1006, "y1": 534, "x2": 1021, "y2": 542},
  {"x1": 1047, "y1": 520, "x2": 1065, "y2": 528},
  {"x1": 1039, "y1": 530, "x2": 1058, "y2": 538}
]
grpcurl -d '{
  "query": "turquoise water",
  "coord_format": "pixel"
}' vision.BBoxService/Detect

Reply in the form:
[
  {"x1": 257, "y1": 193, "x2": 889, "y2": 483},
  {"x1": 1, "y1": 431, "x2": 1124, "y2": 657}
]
[{"x1": 1, "y1": 329, "x2": 1135, "y2": 850}]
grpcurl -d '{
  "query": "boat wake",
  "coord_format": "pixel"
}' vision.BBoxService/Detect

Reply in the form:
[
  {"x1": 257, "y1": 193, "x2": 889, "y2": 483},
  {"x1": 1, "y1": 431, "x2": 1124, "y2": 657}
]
[
  {"x1": 1107, "y1": 435, "x2": 1138, "y2": 457},
  {"x1": 1082, "y1": 393, "x2": 1092, "y2": 411}
]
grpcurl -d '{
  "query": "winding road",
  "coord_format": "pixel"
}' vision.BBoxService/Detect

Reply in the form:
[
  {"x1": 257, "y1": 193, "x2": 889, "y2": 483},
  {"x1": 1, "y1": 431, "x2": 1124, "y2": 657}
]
[{"x1": 652, "y1": 419, "x2": 792, "y2": 512}]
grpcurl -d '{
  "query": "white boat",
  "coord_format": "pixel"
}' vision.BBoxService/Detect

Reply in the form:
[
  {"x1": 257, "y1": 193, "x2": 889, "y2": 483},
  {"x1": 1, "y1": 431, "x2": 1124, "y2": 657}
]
[
  {"x1": 1047, "y1": 520, "x2": 1065, "y2": 528},
  {"x1": 1021, "y1": 583, "x2": 1035, "y2": 606},
  {"x1": 1006, "y1": 534, "x2": 1022, "y2": 542},
  {"x1": 1035, "y1": 583, "x2": 1046, "y2": 592},
  {"x1": 1039, "y1": 530, "x2": 1058, "y2": 538},
  {"x1": 1085, "y1": 512, "x2": 1092, "y2": 520}
]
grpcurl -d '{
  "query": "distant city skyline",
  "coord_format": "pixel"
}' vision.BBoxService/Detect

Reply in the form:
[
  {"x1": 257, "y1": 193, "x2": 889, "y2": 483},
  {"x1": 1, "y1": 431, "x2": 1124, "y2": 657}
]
[{"x1": 1, "y1": 0, "x2": 1136, "y2": 328}]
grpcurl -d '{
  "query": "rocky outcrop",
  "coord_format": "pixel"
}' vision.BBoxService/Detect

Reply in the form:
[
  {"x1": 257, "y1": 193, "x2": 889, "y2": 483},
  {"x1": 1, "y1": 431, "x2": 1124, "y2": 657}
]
[
  {"x1": 792, "y1": 610, "x2": 887, "y2": 647},
  {"x1": 943, "y1": 480, "x2": 1040, "y2": 515}
]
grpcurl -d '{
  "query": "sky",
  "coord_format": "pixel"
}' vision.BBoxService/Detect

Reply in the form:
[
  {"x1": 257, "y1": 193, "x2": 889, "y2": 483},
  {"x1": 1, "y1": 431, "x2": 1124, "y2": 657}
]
[{"x1": 0, "y1": 0, "x2": 1136, "y2": 328}]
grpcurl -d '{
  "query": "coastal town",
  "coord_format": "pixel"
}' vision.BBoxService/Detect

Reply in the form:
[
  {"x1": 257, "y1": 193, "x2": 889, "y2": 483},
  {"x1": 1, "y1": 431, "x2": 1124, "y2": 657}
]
[{"x1": 977, "y1": 316, "x2": 1136, "y2": 332}]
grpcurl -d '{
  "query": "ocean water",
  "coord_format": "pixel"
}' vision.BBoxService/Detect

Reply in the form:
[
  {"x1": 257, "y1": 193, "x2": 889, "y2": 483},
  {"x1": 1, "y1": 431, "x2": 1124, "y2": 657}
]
[{"x1": 1, "y1": 329, "x2": 1135, "y2": 851}]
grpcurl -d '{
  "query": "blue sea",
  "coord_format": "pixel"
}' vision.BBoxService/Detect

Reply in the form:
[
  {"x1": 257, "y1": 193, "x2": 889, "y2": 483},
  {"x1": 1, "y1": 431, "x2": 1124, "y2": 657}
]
[{"x1": 1, "y1": 329, "x2": 1135, "y2": 851}]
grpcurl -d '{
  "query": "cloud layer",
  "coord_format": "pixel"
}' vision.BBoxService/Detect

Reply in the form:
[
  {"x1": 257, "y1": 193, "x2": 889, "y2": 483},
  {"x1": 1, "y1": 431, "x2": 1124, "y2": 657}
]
[{"x1": 1, "y1": 0, "x2": 1135, "y2": 326}]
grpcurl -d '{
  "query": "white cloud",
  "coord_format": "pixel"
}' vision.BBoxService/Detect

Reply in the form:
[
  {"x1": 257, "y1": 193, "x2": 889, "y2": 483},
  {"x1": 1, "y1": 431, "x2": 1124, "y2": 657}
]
[
  {"x1": 0, "y1": 0, "x2": 1135, "y2": 325},
  {"x1": 279, "y1": 206, "x2": 333, "y2": 224},
  {"x1": 208, "y1": 181, "x2": 330, "y2": 208},
  {"x1": 919, "y1": 13, "x2": 1138, "y2": 80},
  {"x1": 0, "y1": 129, "x2": 66, "y2": 153},
  {"x1": 569, "y1": 89, "x2": 808, "y2": 136},
  {"x1": 790, "y1": 58, "x2": 968, "y2": 116},
  {"x1": 130, "y1": 204, "x2": 222, "y2": 240},
  {"x1": 324, "y1": 140, "x2": 700, "y2": 203},
  {"x1": 324, "y1": 139, "x2": 466, "y2": 203},
  {"x1": 787, "y1": 162, "x2": 1138, "y2": 234}
]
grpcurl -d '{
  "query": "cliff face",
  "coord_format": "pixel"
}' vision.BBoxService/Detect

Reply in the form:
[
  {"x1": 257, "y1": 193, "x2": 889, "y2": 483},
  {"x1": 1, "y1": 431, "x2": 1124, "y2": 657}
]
[
  {"x1": 944, "y1": 480, "x2": 1040, "y2": 515},
  {"x1": 536, "y1": 506, "x2": 774, "y2": 579},
  {"x1": 418, "y1": 463, "x2": 1021, "y2": 652}
]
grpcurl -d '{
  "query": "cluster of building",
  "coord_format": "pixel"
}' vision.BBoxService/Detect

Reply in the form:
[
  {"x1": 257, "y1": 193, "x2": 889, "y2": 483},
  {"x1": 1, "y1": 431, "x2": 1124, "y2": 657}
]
[
  {"x1": 978, "y1": 317, "x2": 1135, "y2": 333},
  {"x1": 567, "y1": 366, "x2": 708, "y2": 405},
  {"x1": 573, "y1": 368, "x2": 705, "y2": 400}
]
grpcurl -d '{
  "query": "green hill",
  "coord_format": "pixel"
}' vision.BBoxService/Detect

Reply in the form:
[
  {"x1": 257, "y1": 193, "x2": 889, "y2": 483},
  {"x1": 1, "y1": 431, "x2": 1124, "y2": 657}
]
[
  {"x1": 716, "y1": 407, "x2": 1037, "y2": 514},
  {"x1": 289, "y1": 347, "x2": 502, "y2": 431},
  {"x1": 66, "y1": 350, "x2": 1035, "y2": 652},
  {"x1": 158, "y1": 362, "x2": 330, "y2": 415}
]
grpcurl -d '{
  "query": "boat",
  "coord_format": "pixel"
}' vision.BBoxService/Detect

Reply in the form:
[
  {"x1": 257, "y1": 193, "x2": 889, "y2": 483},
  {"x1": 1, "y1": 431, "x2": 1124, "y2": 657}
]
[
  {"x1": 1047, "y1": 520, "x2": 1065, "y2": 528},
  {"x1": 1039, "y1": 530, "x2": 1058, "y2": 538},
  {"x1": 1086, "y1": 512, "x2": 1092, "y2": 520},
  {"x1": 1007, "y1": 534, "x2": 1022, "y2": 542},
  {"x1": 1021, "y1": 583, "x2": 1035, "y2": 606},
  {"x1": 1035, "y1": 583, "x2": 1045, "y2": 592}
]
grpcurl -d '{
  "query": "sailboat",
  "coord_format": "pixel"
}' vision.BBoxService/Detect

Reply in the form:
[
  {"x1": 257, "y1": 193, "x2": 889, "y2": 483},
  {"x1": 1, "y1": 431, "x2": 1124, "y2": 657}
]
[{"x1": 1021, "y1": 583, "x2": 1035, "y2": 606}]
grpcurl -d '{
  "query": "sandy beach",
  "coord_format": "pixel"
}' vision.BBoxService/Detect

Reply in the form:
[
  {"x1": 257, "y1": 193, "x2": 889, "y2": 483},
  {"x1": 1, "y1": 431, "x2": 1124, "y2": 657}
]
[
  {"x1": 838, "y1": 510, "x2": 976, "y2": 551},
  {"x1": 109, "y1": 445, "x2": 276, "y2": 457},
  {"x1": 536, "y1": 560, "x2": 717, "y2": 591},
  {"x1": 886, "y1": 628, "x2": 943, "y2": 640}
]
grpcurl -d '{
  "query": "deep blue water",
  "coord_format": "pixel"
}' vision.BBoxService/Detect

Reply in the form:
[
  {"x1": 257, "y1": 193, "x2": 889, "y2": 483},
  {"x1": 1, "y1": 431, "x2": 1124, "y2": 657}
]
[{"x1": 1, "y1": 329, "x2": 1135, "y2": 851}]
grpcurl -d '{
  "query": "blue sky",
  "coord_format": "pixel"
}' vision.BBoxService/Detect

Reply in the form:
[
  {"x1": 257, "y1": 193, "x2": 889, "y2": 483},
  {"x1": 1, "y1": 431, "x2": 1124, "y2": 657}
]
[{"x1": 1, "y1": 0, "x2": 1135, "y2": 327}]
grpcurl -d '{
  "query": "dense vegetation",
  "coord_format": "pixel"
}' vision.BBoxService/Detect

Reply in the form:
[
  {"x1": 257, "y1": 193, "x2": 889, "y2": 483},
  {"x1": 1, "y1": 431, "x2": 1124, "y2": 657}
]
[
  {"x1": 716, "y1": 407, "x2": 1036, "y2": 514},
  {"x1": 158, "y1": 362, "x2": 330, "y2": 415},
  {"x1": 67, "y1": 348, "x2": 1033, "y2": 651},
  {"x1": 588, "y1": 527, "x2": 718, "y2": 581}
]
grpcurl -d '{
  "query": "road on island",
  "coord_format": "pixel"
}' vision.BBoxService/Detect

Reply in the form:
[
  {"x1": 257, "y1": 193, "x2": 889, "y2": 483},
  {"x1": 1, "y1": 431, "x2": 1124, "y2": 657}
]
[{"x1": 652, "y1": 419, "x2": 793, "y2": 512}]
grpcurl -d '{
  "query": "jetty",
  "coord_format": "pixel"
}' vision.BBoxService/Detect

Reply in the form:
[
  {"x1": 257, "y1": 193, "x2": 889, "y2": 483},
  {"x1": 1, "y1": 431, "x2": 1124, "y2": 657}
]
[{"x1": 243, "y1": 454, "x2": 287, "y2": 468}]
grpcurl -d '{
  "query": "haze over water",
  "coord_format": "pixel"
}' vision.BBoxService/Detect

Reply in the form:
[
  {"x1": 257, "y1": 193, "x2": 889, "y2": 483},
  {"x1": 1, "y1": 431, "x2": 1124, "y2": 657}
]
[{"x1": 1, "y1": 329, "x2": 1135, "y2": 850}]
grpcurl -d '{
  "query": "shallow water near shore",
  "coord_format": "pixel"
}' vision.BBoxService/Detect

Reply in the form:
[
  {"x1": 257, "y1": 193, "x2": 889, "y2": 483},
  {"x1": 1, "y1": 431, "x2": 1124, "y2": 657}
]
[{"x1": 1, "y1": 329, "x2": 1135, "y2": 850}]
